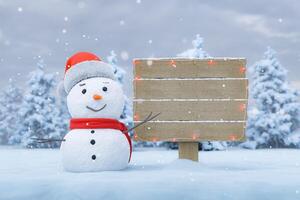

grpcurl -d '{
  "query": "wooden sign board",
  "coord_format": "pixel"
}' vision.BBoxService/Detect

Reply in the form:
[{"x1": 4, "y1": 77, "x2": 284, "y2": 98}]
[{"x1": 133, "y1": 58, "x2": 248, "y2": 161}]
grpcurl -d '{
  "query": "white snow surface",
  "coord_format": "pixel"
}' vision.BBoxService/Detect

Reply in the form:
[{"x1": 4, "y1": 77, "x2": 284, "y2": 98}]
[{"x1": 0, "y1": 147, "x2": 300, "y2": 200}]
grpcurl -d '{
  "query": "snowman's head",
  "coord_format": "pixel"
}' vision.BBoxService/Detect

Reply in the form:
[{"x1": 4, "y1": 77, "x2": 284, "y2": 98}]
[
  {"x1": 64, "y1": 52, "x2": 125, "y2": 119},
  {"x1": 67, "y1": 77, "x2": 125, "y2": 119}
]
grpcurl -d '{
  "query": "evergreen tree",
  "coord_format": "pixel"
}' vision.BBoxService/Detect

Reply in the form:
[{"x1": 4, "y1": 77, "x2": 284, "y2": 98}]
[
  {"x1": 53, "y1": 92, "x2": 69, "y2": 144},
  {"x1": 56, "y1": 80, "x2": 71, "y2": 138},
  {"x1": 0, "y1": 79, "x2": 23, "y2": 144},
  {"x1": 178, "y1": 34, "x2": 210, "y2": 58},
  {"x1": 243, "y1": 47, "x2": 300, "y2": 149},
  {"x1": 18, "y1": 60, "x2": 64, "y2": 148},
  {"x1": 177, "y1": 34, "x2": 227, "y2": 151},
  {"x1": 106, "y1": 51, "x2": 134, "y2": 133}
]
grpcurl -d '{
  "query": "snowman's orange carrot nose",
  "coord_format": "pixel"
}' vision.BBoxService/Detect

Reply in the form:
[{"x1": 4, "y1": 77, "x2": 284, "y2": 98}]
[{"x1": 93, "y1": 94, "x2": 102, "y2": 101}]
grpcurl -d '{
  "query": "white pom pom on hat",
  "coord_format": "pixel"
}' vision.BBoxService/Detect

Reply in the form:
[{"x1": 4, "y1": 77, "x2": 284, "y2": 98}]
[{"x1": 64, "y1": 52, "x2": 115, "y2": 93}]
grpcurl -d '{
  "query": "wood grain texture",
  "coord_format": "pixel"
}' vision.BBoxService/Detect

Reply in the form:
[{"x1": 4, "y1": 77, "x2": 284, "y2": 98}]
[
  {"x1": 133, "y1": 58, "x2": 248, "y2": 143},
  {"x1": 134, "y1": 58, "x2": 246, "y2": 78},
  {"x1": 133, "y1": 122, "x2": 246, "y2": 142},
  {"x1": 134, "y1": 100, "x2": 247, "y2": 121},
  {"x1": 179, "y1": 142, "x2": 199, "y2": 161},
  {"x1": 134, "y1": 79, "x2": 248, "y2": 99}
]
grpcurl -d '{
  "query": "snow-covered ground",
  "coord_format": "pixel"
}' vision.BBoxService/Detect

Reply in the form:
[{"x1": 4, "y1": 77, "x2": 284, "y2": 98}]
[{"x1": 0, "y1": 147, "x2": 300, "y2": 200}]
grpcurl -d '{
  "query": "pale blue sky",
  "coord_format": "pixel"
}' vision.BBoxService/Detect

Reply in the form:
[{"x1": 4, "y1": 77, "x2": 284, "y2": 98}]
[{"x1": 0, "y1": 0, "x2": 299, "y2": 96}]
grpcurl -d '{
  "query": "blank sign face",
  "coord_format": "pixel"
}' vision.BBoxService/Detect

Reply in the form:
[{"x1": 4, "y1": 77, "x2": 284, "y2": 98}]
[{"x1": 133, "y1": 58, "x2": 248, "y2": 142}]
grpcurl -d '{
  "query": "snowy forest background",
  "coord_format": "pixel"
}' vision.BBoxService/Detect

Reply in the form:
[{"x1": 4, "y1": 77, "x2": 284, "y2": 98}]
[{"x1": 1, "y1": 34, "x2": 300, "y2": 150}]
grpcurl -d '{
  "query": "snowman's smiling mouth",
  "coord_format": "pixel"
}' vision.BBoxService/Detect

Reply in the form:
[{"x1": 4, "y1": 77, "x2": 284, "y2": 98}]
[{"x1": 86, "y1": 104, "x2": 107, "y2": 112}]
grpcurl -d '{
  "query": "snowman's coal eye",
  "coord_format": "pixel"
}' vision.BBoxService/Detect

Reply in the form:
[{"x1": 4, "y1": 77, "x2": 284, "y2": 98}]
[
  {"x1": 82, "y1": 89, "x2": 87, "y2": 94},
  {"x1": 102, "y1": 87, "x2": 108, "y2": 92}
]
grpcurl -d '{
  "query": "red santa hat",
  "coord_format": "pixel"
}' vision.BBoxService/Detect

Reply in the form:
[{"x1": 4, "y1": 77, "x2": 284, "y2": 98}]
[{"x1": 64, "y1": 52, "x2": 115, "y2": 93}]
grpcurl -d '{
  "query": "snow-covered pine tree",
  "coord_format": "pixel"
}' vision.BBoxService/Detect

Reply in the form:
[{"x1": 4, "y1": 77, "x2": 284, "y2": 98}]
[
  {"x1": 0, "y1": 79, "x2": 23, "y2": 144},
  {"x1": 18, "y1": 60, "x2": 65, "y2": 148},
  {"x1": 53, "y1": 85, "x2": 70, "y2": 144},
  {"x1": 243, "y1": 47, "x2": 300, "y2": 149},
  {"x1": 177, "y1": 34, "x2": 227, "y2": 151},
  {"x1": 106, "y1": 51, "x2": 134, "y2": 134},
  {"x1": 178, "y1": 34, "x2": 210, "y2": 58}
]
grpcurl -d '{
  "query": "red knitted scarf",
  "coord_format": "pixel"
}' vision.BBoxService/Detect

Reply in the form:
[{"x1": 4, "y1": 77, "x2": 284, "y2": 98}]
[{"x1": 70, "y1": 118, "x2": 132, "y2": 162}]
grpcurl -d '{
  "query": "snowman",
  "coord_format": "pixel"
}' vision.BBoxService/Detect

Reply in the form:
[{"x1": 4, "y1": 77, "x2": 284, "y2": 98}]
[{"x1": 61, "y1": 52, "x2": 132, "y2": 172}]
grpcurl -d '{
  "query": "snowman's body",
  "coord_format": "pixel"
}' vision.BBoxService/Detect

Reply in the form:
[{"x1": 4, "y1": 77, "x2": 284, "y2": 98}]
[
  {"x1": 61, "y1": 74, "x2": 131, "y2": 172},
  {"x1": 61, "y1": 129, "x2": 130, "y2": 172}
]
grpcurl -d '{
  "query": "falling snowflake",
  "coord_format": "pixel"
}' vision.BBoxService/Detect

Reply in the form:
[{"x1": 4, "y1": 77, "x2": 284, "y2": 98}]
[
  {"x1": 250, "y1": 107, "x2": 259, "y2": 116},
  {"x1": 120, "y1": 51, "x2": 129, "y2": 60},
  {"x1": 146, "y1": 60, "x2": 153, "y2": 66},
  {"x1": 278, "y1": 18, "x2": 283, "y2": 23},
  {"x1": 62, "y1": 29, "x2": 67, "y2": 34},
  {"x1": 136, "y1": 0, "x2": 141, "y2": 4},
  {"x1": 64, "y1": 17, "x2": 69, "y2": 22},
  {"x1": 17, "y1": 7, "x2": 23, "y2": 12},
  {"x1": 148, "y1": 40, "x2": 153, "y2": 44},
  {"x1": 119, "y1": 20, "x2": 125, "y2": 26}
]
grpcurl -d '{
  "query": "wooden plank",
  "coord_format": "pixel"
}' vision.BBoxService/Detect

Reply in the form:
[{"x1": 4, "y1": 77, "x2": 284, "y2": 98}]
[
  {"x1": 134, "y1": 58, "x2": 246, "y2": 78},
  {"x1": 133, "y1": 122, "x2": 246, "y2": 142},
  {"x1": 134, "y1": 79, "x2": 248, "y2": 99},
  {"x1": 134, "y1": 100, "x2": 247, "y2": 121},
  {"x1": 179, "y1": 142, "x2": 199, "y2": 161}
]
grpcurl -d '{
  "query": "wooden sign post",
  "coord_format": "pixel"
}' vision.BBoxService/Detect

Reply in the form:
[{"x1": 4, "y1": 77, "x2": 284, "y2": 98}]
[{"x1": 133, "y1": 58, "x2": 248, "y2": 162}]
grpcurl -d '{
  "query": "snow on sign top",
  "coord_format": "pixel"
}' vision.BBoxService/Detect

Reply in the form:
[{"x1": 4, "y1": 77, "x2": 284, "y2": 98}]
[{"x1": 133, "y1": 58, "x2": 248, "y2": 143}]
